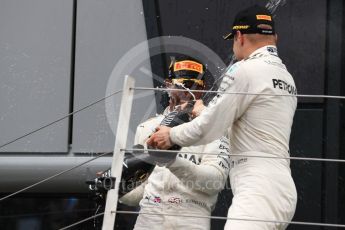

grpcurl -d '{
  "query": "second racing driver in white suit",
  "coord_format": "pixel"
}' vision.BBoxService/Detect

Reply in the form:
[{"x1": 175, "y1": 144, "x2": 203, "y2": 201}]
[{"x1": 120, "y1": 56, "x2": 231, "y2": 230}]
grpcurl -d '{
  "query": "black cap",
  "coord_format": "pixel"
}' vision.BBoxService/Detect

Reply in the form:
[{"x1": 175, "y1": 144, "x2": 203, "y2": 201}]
[
  {"x1": 166, "y1": 56, "x2": 206, "y2": 89},
  {"x1": 223, "y1": 5, "x2": 275, "y2": 40},
  {"x1": 168, "y1": 55, "x2": 205, "y2": 87}
]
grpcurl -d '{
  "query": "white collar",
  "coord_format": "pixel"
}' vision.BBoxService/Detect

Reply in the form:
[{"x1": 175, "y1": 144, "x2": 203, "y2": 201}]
[{"x1": 248, "y1": 45, "x2": 278, "y2": 58}]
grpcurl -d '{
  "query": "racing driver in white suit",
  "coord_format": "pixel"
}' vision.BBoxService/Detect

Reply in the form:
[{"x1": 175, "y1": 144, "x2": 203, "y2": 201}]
[
  {"x1": 148, "y1": 5, "x2": 298, "y2": 230},
  {"x1": 120, "y1": 56, "x2": 231, "y2": 230}
]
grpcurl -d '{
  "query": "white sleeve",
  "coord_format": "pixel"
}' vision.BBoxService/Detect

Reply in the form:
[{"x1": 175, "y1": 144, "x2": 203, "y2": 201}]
[
  {"x1": 167, "y1": 137, "x2": 230, "y2": 195},
  {"x1": 170, "y1": 65, "x2": 253, "y2": 146},
  {"x1": 134, "y1": 118, "x2": 161, "y2": 145},
  {"x1": 119, "y1": 180, "x2": 147, "y2": 206}
]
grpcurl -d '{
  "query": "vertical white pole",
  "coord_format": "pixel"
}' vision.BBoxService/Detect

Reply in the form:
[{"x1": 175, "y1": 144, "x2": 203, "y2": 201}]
[{"x1": 102, "y1": 75, "x2": 135, "y2": 230}]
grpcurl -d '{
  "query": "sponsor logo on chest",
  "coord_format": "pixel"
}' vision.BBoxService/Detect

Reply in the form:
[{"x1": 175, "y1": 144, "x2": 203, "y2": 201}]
[{"x1": 144, "y1": 195, "x2": 162, "y2": 205}]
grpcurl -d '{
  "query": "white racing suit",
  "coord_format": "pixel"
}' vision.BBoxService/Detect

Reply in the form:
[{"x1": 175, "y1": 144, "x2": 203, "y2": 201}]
[
  {"x1": 120, "y1": 112, "x2": 231, "y2": 230},
  {"x1": 170, "y1": 46, "x2": 298, "y2": 230}
]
